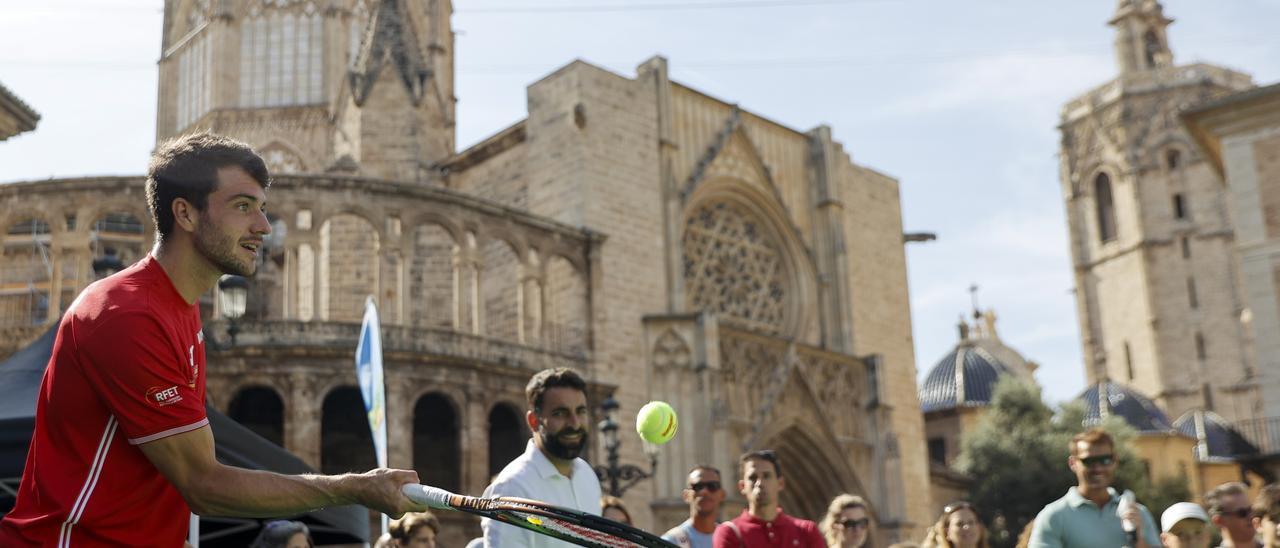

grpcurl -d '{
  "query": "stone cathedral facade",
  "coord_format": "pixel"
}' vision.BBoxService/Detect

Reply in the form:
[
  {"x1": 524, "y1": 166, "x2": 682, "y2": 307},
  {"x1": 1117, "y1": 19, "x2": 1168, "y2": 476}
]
[
  {"x1": 1059, "y1": 0, "x2": 1262, "y2": 423},
  {"x1": 0, "y1": 0, "x2": 931, "y2": 543}
]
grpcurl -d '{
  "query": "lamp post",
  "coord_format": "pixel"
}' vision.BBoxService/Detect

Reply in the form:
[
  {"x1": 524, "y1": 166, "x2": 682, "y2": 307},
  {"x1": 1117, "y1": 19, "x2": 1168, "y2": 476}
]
[
  {"x1": 593, "y1": 394, "x2": 658, "y2": 497},
  {"x1": 217, "y1": 274, "x2": 249, "y2": 345}
]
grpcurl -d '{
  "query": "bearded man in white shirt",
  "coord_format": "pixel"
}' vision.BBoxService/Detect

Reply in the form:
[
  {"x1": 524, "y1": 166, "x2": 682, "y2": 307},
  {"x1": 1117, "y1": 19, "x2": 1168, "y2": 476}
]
[{"x1": 482, "y1": 367, "x2": 602, "y2": 548}]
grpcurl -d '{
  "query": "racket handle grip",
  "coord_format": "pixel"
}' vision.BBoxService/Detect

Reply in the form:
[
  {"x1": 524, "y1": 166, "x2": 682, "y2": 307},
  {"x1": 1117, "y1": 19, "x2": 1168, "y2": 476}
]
[{"x1": 402, "y1": 483, "x2": 454, "y2": 510}]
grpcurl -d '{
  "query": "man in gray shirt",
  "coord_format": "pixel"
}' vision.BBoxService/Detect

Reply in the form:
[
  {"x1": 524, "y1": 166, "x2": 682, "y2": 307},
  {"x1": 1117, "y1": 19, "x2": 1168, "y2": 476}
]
[{"x1": 662, "y1": 465, "x2": 726, "y2": 548}]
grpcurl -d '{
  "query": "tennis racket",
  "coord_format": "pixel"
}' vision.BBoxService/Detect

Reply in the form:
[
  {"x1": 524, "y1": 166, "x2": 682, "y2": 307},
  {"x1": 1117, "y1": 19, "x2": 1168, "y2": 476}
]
[{"x1": 402, "y1": 484, "x2": 675, "y2": 548}]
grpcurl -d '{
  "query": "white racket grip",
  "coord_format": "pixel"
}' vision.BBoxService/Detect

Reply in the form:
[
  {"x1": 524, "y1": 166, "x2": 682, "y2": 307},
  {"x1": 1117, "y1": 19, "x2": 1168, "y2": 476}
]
[{"x1": 402, "y1": 484, "x2": 453, "y2": 510}]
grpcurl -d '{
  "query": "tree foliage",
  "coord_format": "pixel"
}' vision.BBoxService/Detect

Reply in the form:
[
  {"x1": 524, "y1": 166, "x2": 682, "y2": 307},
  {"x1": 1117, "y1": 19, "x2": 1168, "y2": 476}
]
[{"x1": 953, "y1": 376, "x2": 1190, "y2": 548}]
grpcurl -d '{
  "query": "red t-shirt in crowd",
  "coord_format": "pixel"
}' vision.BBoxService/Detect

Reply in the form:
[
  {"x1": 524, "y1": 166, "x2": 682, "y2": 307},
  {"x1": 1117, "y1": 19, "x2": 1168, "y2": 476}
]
[
  {"x1": 712, "y1": 509, "x2": 826, "y2": 548},
  {"x1": 0, "y1": 255, "x2": 208, "y2": 547}
]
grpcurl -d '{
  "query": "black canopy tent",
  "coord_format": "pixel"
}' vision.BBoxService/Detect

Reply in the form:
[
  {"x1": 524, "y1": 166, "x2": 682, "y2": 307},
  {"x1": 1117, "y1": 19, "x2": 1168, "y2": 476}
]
[{"x1": 0, "y1": 326, "x2": 369, "y2": 545}]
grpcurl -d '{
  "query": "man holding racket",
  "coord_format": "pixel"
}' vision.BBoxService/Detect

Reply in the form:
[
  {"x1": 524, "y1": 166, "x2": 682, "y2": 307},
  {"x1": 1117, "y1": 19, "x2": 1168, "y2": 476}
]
[
  {"x1": 483, "y1": 367, "x2": 602, "y2": 547},
  {"x1": 0, "y1": 134, "x2": 427, "y2": 547}
]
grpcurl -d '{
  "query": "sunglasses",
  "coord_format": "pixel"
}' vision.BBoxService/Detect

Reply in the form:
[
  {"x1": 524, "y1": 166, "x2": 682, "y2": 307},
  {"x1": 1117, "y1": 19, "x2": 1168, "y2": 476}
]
[
  {"x1": 1220, "y1": 508, "x2": 1252, "y2": 520},
  {"x1": 1079, "y1": 455, "x2": 1115, "y2": 467},
  {"x1": 687, "y1": 481, "x2": 721, "y2": 493},
  {"x1": 837, "y1": 518, "x2": 869, "y2": 530}
]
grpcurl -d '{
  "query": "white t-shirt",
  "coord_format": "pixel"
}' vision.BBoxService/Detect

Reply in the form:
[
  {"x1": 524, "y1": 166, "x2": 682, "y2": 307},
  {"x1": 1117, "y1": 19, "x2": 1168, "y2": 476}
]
[{"x1": 482, "y1": 440, "x2": 603, "y2": 548}]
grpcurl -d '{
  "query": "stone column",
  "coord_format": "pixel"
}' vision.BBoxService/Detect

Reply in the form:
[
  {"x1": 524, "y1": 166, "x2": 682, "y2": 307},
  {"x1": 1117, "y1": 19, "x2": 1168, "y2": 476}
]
[
  {"x1": 287, "y1": 372, "x2": 322, "y2": 469},
  {"x1": 463, "y1": 391, "x2": 491, "y2": 493},
  {"x1": 386, "y1": 374, "x2": 414, "y2": 470}
]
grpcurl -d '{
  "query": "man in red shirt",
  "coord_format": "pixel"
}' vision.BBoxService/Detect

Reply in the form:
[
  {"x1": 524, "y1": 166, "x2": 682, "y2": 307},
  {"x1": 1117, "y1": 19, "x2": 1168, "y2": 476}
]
[
  {"x1": 0, "y1": 134, "x2": 427, "y2": 547},
  {"x1": 712, "y1": 450, "x2": 825, "y2": 548}
]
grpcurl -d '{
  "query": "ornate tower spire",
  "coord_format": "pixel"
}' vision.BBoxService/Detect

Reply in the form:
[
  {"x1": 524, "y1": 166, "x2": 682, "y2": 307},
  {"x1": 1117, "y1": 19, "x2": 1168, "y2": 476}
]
[{"x1": 1109, "y1": 0, "x2": 1174, "y2": 74}]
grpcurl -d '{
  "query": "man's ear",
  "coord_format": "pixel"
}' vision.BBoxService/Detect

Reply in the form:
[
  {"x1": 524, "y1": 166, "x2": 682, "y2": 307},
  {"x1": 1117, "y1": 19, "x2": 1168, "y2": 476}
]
[
  {"x1": 526, "y1": 410, "x2": 539, "y2": 431},
  {"x1": 172, "y1": 198, "x2": 199, "y2": 234},
  {"x1": 682, "y1": 488, "x2": 694, "y2": 504},
  {"x1": 777, "y1": 476, "x2": 786, "y2": 492}
]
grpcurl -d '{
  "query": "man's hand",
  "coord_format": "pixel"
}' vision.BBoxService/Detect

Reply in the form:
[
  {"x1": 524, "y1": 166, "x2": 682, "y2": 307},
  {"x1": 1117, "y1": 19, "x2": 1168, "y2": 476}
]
[
  {"x1": 1121, "y1": 505, "x2": 1148, "y2": 548},
  {"x1": 346, "y1": 468, "x2": 428, "y2": 518}
]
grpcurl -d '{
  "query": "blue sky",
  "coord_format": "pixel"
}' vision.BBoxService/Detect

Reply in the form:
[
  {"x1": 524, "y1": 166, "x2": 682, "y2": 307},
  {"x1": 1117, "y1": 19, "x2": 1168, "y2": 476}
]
[{"x1": 2, "y1": 0, "x2": 1278, "y2": 404}]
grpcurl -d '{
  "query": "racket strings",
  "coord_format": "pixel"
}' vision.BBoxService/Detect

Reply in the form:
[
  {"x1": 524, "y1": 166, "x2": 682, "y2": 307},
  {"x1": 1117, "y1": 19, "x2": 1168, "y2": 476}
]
[{"x1": 534, "y1": 515, "x2": 639, "y2": 548}]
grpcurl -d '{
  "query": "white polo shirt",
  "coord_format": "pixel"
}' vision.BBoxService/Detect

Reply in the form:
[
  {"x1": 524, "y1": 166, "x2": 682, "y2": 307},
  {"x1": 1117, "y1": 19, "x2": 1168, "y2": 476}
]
[{"x1": 481, "y1": 440, "x2": 603, "y2": 548}]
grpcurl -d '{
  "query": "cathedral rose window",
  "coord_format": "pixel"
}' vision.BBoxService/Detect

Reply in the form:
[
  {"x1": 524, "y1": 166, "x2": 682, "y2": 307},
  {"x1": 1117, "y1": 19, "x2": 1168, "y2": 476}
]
[{"x1": 682, "y1": 200, "x2": 790, "y2": 334}]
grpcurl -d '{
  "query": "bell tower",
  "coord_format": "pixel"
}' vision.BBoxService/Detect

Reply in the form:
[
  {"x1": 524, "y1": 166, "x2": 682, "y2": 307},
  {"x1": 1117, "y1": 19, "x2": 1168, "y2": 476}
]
[
  {"x1": 156, "y1": 0, "x2": 455, "y2": 181},
  {"x1": 1109, "y1": 0, "x2": 1174, "y2": 74}
]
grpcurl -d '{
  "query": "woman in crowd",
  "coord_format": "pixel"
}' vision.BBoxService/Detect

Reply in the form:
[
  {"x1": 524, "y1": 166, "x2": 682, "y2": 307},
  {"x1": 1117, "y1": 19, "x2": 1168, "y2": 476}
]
[
  {"x1": 602, "y1": 495, "x2": 634, "y2": 525},
  {"x1": 921, "y1": 502, "x2": 987, "y2": 548},
  {"x1": 388, "y1": 511, "x2": 441, "y2": 548},
  {"x1": 820, "y1": 493, "x2": 872, "y2": 548}
]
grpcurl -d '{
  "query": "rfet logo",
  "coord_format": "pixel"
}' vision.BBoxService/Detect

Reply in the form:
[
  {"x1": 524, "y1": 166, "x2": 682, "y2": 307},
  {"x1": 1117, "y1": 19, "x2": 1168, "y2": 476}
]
[{"x1": 146, "y1": 385, "x2": 184, "y2": 407}]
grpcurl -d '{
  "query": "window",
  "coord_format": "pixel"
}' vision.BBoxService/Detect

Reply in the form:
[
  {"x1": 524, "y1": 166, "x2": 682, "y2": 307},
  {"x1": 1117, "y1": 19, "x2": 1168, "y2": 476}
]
[
  {"x1": 1195, "y1": 332, "x2": 1207, "y2": 360},
  {"x1": 1124, "y1": 342, "x2": 1135, "y2": 381},
  {"x1": 1187, "y1": 277, "x2": 1199, "y2": 309},
  {"x1": 1173, "y1": 193, "x2": 1188, "y2": 220},
  {"x1": 1095, "y1": 173, "x2": 1118, "y2": 243},
  {"x1": 239, "y1": 6, "x2": 324, "y2": 108},
  {"x1": 1181, "y1": 236, "x2": 1191, "y2": 259},
  {"x1": 1143, "y1": 30, "x2": 1160, "y2": 69},
  {"x1": 1166, "y1": 149, "x2": 1182, "y2": 170},
  {"x1": 928, "y1": 437, "x2": 947, "y2": 466},
  {"x1": 175, "y1": 31, "x2": 212, "y2": 130}
]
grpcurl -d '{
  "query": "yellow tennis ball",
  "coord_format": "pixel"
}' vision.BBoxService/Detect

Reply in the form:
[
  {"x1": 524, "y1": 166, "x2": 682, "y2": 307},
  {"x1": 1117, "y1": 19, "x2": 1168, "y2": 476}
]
[{"x1": 636, "y1": 401, "x2": 678, "y2": 445}]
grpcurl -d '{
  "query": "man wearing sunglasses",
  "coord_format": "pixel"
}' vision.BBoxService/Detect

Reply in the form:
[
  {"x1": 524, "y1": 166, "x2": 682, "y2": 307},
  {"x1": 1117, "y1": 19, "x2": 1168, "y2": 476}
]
[
  {"x1": 1028, "y1": 429, "x2": 1161, "y2": 548},
  {"x1": 1206, "y1": 482, "x2": 1261, "y2": 547},
  {"x1": 662, "y1": 465, "x2": 727, "y2": 548}
]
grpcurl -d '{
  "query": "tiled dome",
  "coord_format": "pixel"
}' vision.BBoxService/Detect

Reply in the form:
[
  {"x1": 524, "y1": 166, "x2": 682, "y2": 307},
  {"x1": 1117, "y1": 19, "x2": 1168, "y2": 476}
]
[
  {"x1": 1077, "y1": 381, "x2": 1174, "y2": 433},
  {"x1": 919, "y1": 311, "x2": 1036, "y2": 413},
  {"x1": 1173, "y1": 409, "x2": 1259, "y2": 461}
]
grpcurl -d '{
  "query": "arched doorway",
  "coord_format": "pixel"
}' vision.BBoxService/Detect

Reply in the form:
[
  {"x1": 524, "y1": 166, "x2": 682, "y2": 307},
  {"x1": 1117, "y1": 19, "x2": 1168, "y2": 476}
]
[
  {"x1": 414, "y1": 393, "x2": 461, "y2": 491},
  {"x1": 227, "y1": 386, "x2": 285, "y2": 447},
  {"x1": 321, "y1": 387, "x2": 376, "y2": 475},
  {"x1": 488, "y1": 403, "x2": 526, "y2": 478},
  {"x1": 762, "y1": 424, "x2": 868, "y2": 523}
]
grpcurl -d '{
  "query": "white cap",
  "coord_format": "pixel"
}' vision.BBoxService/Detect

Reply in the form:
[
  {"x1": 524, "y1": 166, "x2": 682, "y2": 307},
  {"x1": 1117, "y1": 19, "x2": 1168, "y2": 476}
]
[{"x1": 1161, "y1": 502, "x2": 1210, "y2": 532}]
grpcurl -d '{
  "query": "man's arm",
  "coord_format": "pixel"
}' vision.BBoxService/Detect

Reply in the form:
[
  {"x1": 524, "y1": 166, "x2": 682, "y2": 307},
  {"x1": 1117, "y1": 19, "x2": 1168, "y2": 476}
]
[
  {"x1": 138, "y1": 424, "x2": 424, "y2": 518},
  {"x1": 1027, "y1": 510, "x2": 1064, "y2": 548}
]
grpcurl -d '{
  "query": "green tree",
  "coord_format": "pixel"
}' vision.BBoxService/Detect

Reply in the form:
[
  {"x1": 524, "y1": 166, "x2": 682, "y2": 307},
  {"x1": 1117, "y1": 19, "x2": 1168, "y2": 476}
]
[{"x1": 954, "y1": 377, "x2": 1184, "y2": 548}]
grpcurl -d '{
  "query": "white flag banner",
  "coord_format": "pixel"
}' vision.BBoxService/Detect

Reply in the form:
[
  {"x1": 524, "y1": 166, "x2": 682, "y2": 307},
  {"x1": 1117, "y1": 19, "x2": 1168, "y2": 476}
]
[{"x1": 355, "y1": 297, "x2": 387, "y2": 468}]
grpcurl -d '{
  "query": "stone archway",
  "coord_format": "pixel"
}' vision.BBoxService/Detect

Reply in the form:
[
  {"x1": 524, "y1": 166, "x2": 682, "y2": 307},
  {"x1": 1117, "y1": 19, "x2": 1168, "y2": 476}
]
[{"x1": 763, "y1": 423, "x2": 869, "y2": 523}]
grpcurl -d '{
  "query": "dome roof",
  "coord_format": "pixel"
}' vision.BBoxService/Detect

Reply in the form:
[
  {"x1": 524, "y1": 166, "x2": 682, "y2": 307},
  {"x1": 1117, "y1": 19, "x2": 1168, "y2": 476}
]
[
  {"x1": 919, "y1": 343, "x2": 1015, "y2": 413},
  {"x1": 1173, "y1": 410, "x2": 1259, "y2": 461},
  {"x1": 1077, "y1": 381, "x2": 1174, "y2": 433},
  {"x1": 919, "y1": 310, "x2": 1036, "y2": 414}
]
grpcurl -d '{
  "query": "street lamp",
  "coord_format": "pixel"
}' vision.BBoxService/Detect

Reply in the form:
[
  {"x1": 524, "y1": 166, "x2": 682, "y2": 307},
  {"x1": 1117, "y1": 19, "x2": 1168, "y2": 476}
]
[
  {"x1": 593, "y1": 394, "x2": 658, "y2": 497},
  {"x1": 217, "y1": 274, "x2": 249, "y2": 345}
]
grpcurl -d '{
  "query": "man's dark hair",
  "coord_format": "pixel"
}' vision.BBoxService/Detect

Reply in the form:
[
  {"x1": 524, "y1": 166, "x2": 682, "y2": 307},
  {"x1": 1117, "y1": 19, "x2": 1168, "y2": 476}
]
[
  {"x1": 1205, "y1": 482, "x2": 1249, "y2": 516},
  {"x1": 739, "y1": 450, "x2": 783, "y2": 478},
  {"x1": 525, "y1": 367, "x2": 587, "y2": 412},
  {"x1": 146, "y1": 133, "x2": 270, "y2": 239},
  {"x1": 689, "y1": 464, "x2": 721, "y2": 478}
]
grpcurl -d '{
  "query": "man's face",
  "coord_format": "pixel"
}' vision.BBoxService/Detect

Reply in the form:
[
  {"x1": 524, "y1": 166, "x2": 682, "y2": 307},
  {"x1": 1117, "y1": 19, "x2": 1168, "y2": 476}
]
[
  {"x1": 1213, "y1": 492, "x2": 1258, "y2": 542},
  {"x1": 192, "y1": 166, "x2": 269, "y2": 277},
  {"x1": 682, "y1": 468, "x2": 725, "y2": 517},
  {"x1": 403, "y1": 526, "x2": 437, "y2": 548},
  {"x1": 1161, "y1": 518, "x2": 1210, "y2": 548},
  {"x1": 738, "y1": 458, "x2": 783, "y2": 508},
  {"x1": 531, "y1": 387, "x2": 589, "y2": 461},
  {"x1": 1067, "y1": 441, "x2": 1116, "y2": 491}
]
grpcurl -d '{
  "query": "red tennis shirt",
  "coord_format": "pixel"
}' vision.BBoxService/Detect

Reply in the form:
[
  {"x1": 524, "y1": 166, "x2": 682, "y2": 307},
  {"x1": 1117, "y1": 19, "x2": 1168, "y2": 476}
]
[
  {"x1": 0, "y1": 255, "x2": 208, "y2": 547},
  {"x1": 712, "y1": 509, "x2": 826, "y2": 548}
]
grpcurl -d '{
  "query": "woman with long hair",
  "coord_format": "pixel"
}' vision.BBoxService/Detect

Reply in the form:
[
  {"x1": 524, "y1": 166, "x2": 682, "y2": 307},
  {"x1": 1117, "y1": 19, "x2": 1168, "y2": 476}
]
[
  {"x1": 820, "y1": 494, "x2": 872, "y2": 548},
  {"x1": 921, "y1": 502, "x2": 987, "y2": 548}
]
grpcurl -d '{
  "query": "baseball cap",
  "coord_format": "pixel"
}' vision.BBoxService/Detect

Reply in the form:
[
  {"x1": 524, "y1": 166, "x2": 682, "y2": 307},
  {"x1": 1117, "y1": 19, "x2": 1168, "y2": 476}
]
[{"x1": 1162, "y1": 502, "x2": 1210, "y2": 532}]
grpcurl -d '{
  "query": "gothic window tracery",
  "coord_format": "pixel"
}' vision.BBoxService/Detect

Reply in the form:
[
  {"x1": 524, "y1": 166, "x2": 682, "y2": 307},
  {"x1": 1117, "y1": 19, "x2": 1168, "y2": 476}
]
[
  {"x1": 682, "y1": 200, "x2": 789, "y2": 334},
  {"x1": 239, "y1": 0, "x2": 324, "y2": 108}
]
